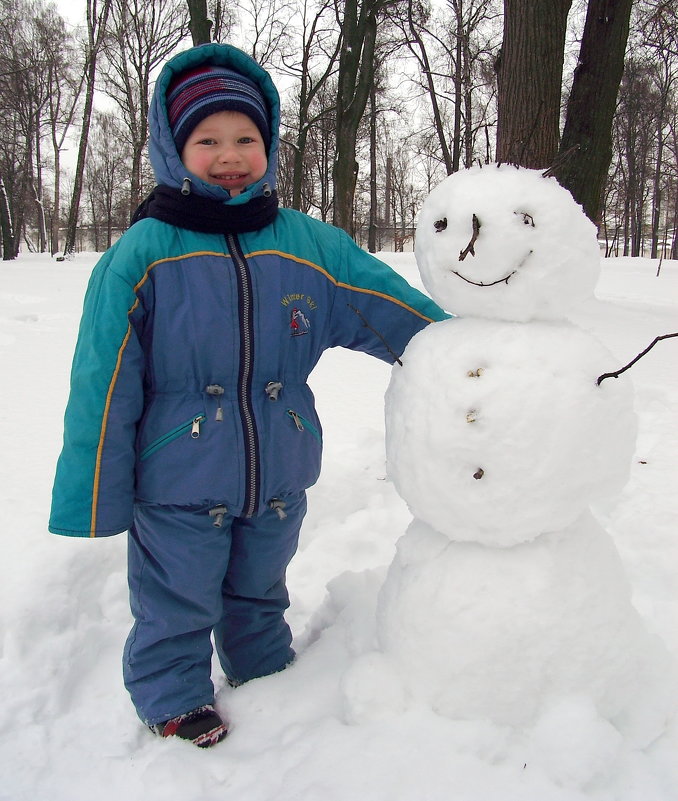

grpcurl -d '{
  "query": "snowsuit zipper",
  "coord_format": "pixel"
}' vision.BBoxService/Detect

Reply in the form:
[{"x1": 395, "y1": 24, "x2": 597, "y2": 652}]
[
  {"x1": 226, "y1": 232, "x2": 259, "y2": 518},
  {"x1": 139, "y1": 414, "x2": 206, "y2": 461},
  {"x1": 287, "y1": 409, "x2": 321, "y2": 442}
]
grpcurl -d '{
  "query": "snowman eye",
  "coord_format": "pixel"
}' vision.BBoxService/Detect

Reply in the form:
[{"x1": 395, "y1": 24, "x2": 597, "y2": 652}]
[
  {"x1": 515, "y1": 211, "x2": 535, "y2": 227},
  {"x1": 434, "y1": 218, "x2": 447, "y2": 232}
]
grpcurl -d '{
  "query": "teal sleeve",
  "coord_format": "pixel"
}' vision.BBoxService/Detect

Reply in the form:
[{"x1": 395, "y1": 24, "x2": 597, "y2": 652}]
[
  {"x1": 49, "y1": 247, "x2": 145, "y2": 537},
  {"x1": 328, "y1": 230, "x2": 449, "y2": 362}
]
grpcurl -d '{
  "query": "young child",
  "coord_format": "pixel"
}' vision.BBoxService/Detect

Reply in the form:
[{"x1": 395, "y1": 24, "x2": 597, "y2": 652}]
[{"x1": 49, "y1": 43, "x2": 446, "y2": 748}]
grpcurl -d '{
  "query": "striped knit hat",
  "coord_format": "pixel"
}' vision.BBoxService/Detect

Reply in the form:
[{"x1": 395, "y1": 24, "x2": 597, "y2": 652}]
[{"x1": 167, "y1": 65, "x2": 271, "y2": 155}]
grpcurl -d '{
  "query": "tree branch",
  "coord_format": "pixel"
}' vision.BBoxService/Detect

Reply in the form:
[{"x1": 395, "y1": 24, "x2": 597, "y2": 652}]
[
  {"x1": 459, "y1": 213, "x2": 481, "y2": 260},
  {"x1": 597, "y1": 333, "x2": 678, "y2": 385},
  {"x1": 347, "y1": 303, "x2": 403, "y2": 366}
]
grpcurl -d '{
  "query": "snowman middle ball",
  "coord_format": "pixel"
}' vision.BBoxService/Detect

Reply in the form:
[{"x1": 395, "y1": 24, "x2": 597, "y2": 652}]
[{"x1": 384, "y1": 317, "x2": 635, "y2": 546}]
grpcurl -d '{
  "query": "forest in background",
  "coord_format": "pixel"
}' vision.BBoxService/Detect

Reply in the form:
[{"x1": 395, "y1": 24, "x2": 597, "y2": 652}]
[{"x1": 0, "y1": 0, "x2": 676, "y2": 259}]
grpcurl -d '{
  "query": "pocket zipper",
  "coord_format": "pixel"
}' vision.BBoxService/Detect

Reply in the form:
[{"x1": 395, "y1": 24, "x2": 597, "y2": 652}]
[
  {"x1": 287, "y1": 409, "x2": 321, "y2": 442},
  {"x1": 139, "y1": 414, "x2": 206, "y2": 461}
]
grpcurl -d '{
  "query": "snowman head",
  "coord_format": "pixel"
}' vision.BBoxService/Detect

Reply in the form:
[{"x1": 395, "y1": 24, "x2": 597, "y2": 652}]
[{"x1": 415, "y1": 164, "x2": 601, "y2": 322}]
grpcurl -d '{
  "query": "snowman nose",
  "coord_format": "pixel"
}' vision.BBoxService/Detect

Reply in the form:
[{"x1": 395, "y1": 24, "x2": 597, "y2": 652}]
[{"x1": 459, "y1": 214, "x2": 481, "y2": 261}]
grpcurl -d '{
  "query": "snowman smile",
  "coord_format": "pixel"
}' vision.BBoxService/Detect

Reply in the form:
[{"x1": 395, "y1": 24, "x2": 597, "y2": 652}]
[
  {"x1": 451, "y1": 249, "x2": 533, "y2": 287},
  {"x1": 451, "y1": 269, "x2": 516, "y2": 287}
]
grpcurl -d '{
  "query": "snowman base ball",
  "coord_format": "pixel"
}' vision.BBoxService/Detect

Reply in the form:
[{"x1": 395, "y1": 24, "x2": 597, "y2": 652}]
[{"x1": 376, "y1": 513, "x2": 674, "y2": 747}]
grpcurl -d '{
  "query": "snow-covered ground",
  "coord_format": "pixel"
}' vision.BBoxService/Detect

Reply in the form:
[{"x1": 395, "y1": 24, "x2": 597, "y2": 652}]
[{"x1": 0, "y1": 250, "x2": 676, "y2": 800}]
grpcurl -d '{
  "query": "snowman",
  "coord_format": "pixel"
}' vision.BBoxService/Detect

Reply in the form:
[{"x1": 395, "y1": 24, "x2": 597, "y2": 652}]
[{"x1": 352, "y1": 165, "x2": 673, "y2": 753}]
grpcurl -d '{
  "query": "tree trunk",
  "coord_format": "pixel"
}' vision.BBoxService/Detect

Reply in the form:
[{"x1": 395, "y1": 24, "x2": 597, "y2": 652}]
[
  {"x1": 291, "y1": 129, "x2": 308, "y2": 211},
  {"x1": 649, "y1": 70, "x2": 670, "y2": 259},
  {"x1": 64, "y1": 0, "x2": 111, "y2": 255},
  {"x1": 368, "y1": 81, "x2": 378, "y2": 253},
  {"x1": 187, "y1": 0, "x2": 212, "y2": 44},
  {"x1": 452, "y1": 3, "x2": 463, "y2": 172},
  {"x1": 33, "y1": 123, "x2": 48, "y2": 252},
  {"x1": 495, "y1": 0, "x2": 572, "y2": 167},
  {"x1": 332, "y1": 0, "x2": 381, "y2": 235},
  {"x1": 64, "y1": 59, "x2": 96, "y2": 255},
  {"x1": 51, "y1": 147, "x2": 62, "y2": 255},
  {"x1": 555, "y1": 0, "x2": 633, "y2": 224},
  {"x1": 291, "y1": 38, "x2": 311, "y2": 211},
  {"x1": 0, "y1": 175, "x2": 16, "y2": 260},
  {"x1": 130, "y1": 143, "x2": 144, "y2": 221},
  {"x1": 385, "y1": 155, "x2": 392, "y2": 232},
  {"x1": 650, "y1": 126, "x2": 663, "y2": 259}
]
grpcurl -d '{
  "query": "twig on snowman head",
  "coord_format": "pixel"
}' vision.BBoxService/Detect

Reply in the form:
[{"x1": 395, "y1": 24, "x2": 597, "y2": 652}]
[
  {"x1": 596, "y1": 333, "x2": 678, "y2": 385},
  {"x1": 459, "y1": 214, "x2": 481, "y2": 261},
  {"x1": 347, "y1": 304, "x2": 404, "y2": 366},
  {"x1": 541, "y1": 144, "x2": 580, "y2": 179}
]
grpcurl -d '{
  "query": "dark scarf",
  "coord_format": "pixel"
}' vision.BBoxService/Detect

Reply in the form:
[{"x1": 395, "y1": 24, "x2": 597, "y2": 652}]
[{"x1": 131, "y1": 184, "x2": 279, "y2": 233}]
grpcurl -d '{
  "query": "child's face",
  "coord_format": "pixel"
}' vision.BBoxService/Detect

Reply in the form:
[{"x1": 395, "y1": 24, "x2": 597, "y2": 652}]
[{"x1": 181, "y1": 110, "x2": 268, "y2": 196}]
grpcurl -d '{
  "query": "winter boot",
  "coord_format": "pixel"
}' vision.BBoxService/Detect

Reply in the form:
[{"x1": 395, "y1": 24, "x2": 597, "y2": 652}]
[{"x1": 150, "y1": 704, "x2": 228, "y2": 748}]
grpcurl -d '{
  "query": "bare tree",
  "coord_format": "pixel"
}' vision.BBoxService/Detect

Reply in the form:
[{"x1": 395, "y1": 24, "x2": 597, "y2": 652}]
[
  {"x1": 332, "y1": 0, "x2": 393, "y2": 234},
  {"x1": 102, "y1": 0, "x2": 189, "y2": 219},
  {"x1": 640, "y1": 0, "x2": 678, "y2": 258},
  {"x1": 0, "y1": 0, "x2": 46, "y2": 253},
  {"x1": 0, "y1": 0, "x2": 79, "y2": 257},
  {"x1": 450, "y1": 0, "x2": 500, "y2": 168},
  {"x1": 393, "y1": 0, "x2": 499, "y2": 178},
  {"x1": 304, "y1": 79, "x2": 336, "y2": 221},
  {"x1": 36, "y1": 9, "x2": 82, "y2": 254},
  {"x1": 85, "y1": 110, "x2": 132, "y2": 249},
  {"x1": 403, "y1": 0, "x2": 454, "y2": 174},
  {"x1": 279, "y1": 0, "x2": 341, "y2": 210},
  {"x1": 613, "y1": 59, "x2": 656, "y2": 255},
  {"x1": 236, "y1": 0, "x2": 295, "y2": 67},
  {"x1": 63, "y1": 0, "x2": 112, "y2": 255}
]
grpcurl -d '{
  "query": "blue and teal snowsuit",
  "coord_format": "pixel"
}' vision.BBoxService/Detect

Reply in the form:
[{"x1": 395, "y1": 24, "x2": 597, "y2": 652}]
[{"x1": 49, "y1": 43, "x2": 446, "y2": 725}]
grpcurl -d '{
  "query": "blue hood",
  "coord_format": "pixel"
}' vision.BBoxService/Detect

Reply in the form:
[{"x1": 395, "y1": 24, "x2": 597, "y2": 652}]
[{"x1": 148, "y1": 43, "x2": 280, "y2": 205}]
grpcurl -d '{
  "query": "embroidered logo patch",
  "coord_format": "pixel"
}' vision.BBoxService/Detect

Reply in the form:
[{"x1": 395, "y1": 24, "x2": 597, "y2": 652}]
[
  {"x1": 281, "y1": 292, "x2": 317, "y2": 337},
  {"x1": 290, "y1": 307, "x2": 310, "y2": 336}
]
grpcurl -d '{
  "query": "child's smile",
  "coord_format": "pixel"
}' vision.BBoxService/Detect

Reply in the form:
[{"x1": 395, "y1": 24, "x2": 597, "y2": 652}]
[{"x1": 181, "y1": 110, "x2": 268, "y2": 196}]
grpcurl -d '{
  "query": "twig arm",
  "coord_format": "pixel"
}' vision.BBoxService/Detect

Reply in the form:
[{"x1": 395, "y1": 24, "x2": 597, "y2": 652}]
[
  {"x1": 348, "y1": 304, "x2": 404, "y2": 366},
  {"x1": 597, "y1": 333, "x2": 678, "y2": 385}
]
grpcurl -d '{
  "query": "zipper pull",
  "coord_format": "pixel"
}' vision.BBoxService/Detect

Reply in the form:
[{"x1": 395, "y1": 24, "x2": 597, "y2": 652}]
[
  {"x1": 265, "y1": 380, "x2": 283, "y2": 401},
  {"x1": 287, "y1": 409, "x2": 304, "y2": 431},
  {"x1": 206, "y1": 384, "x2": 225, "y2": 421},
  {"x1": 181, "y1": 177, "x2": 192, "y2": 196},
  {"x1": 209, "y1": 504, "x2": 228, "y2": 527},
  {"x1": 268, "y1": 498, "x2": 287, "y2": 520},
  {"x1": 191, "y1": 416, "x2": 203, "y2": 438}
]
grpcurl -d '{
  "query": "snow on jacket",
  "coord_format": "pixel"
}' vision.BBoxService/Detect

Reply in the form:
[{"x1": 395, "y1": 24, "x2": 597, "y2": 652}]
[{"x1": 49, "y1": 43, "x2": 446, "y2": 537}]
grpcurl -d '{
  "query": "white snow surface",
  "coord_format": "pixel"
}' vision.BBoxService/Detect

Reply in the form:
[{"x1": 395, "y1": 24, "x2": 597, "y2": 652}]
[{"x1": 0, "y1": 250, "x2": 677, "y2": 800}]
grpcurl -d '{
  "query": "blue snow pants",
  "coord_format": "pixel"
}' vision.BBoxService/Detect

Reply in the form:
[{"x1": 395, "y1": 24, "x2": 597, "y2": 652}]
[{"x1": 122, "y1": 492, "x2": 306, "y2": 726}]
